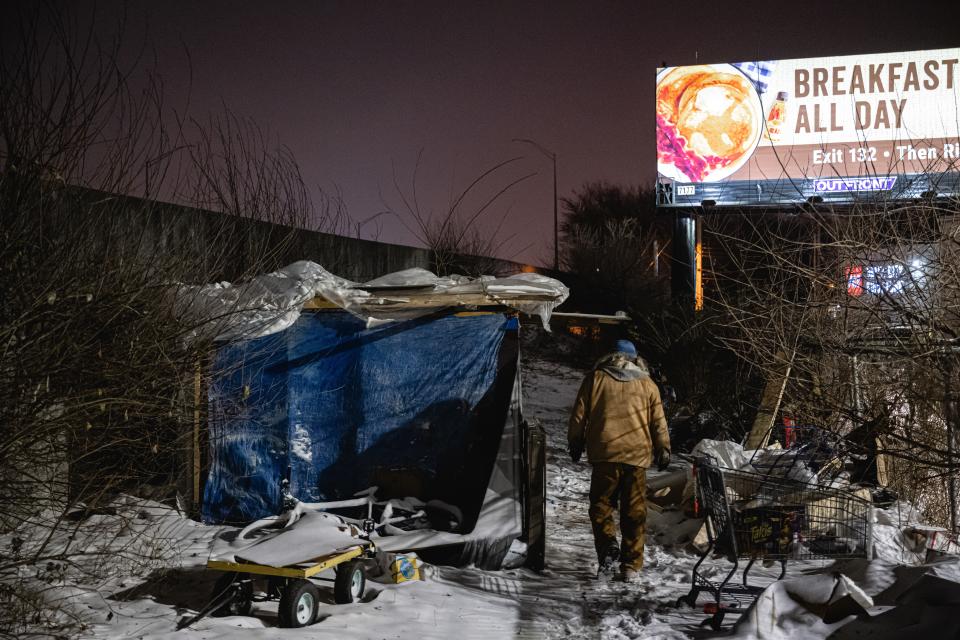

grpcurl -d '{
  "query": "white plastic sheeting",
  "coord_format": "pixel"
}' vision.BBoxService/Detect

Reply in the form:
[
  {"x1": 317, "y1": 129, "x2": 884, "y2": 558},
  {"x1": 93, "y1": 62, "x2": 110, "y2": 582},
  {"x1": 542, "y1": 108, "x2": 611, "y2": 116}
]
[
  {"x1": 691, "y1": 438, "x2": 817, "y2": 483},
  {"x1": 212, "y1": 510, "x2": 362, "y2": 566},
  {"x1": 174, "y1": 261, "x2": 569, "y2": 341},
  {"x1": 205, "y1": 487, "x2": 520, "y2": 567},
  {"x1": 173, "y1": 261, "x2": 361, "y2": 342},
  {"x1": 871, "y1": 501, "x2": 933, "y2": 565},
  {"x1": 730, "y1": 573, "x2": 874, "y2": 640},
  {"x1": 691, "y1": 439, "x2": 756, "y2": 472},
  {"x1": 732, "y1": 556, "x2": 960, "y2": 639}
]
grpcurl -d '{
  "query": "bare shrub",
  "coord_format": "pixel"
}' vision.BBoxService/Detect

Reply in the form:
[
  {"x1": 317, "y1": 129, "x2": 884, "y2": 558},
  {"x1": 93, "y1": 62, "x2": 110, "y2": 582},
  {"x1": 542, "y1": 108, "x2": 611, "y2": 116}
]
[
  {"x1": 0, "y1": 5, "x2": 340, "y2": 635},
  {"x1": 559, "y1": 182, "x2": 669, "y2": 314},
  {"x1": 704, "y1": 191, "x2": 960, "y2": 528},
  {"x1": 387, "y1": 151, "x2": 535, "y2": 276}
]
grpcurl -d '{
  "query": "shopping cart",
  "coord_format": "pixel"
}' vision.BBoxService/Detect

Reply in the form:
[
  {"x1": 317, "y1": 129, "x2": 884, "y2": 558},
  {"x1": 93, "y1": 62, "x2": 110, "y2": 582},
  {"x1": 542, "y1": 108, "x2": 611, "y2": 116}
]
[{"x1": 676, "y1": 455, "x2": 874, "y2": 631}]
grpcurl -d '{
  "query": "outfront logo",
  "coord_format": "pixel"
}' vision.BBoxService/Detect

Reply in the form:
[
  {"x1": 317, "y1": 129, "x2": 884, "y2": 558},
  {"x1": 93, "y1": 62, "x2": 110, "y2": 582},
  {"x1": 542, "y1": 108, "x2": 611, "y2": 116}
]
[{"x1": 812, "y1": 177, "x2": 897, "y2": 193}]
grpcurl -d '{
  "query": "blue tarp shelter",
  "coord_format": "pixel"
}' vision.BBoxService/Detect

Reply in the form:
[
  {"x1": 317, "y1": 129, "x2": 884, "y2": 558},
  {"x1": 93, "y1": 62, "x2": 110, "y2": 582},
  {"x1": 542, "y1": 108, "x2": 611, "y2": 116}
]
[{"x1": 202, "y1": 308, "x2": 523, "y2": 559}]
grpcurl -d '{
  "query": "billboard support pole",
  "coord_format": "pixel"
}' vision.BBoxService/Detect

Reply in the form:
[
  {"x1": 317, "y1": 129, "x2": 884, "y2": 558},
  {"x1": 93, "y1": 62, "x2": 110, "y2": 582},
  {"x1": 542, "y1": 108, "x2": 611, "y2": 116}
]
[{"x1": 671, "y1": 212, "x2": 698, "y2": 305}]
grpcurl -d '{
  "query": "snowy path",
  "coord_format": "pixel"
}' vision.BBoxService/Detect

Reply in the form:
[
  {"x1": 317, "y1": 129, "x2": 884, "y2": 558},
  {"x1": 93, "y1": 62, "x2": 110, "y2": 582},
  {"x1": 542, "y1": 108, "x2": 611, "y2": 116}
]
[
  {"x1": 516, "y1": 358, "x2": 710, "y2": 639},
  {"x1": 417, "y1": 357, "x2": 765, "y2": 640}
]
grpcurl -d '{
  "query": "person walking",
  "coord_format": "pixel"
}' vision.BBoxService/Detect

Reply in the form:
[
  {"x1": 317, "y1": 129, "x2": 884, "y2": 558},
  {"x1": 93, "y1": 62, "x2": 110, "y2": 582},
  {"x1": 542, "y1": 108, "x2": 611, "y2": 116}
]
[{"x1": 568, "y1": 339, "x2": 671, "y2": 582}]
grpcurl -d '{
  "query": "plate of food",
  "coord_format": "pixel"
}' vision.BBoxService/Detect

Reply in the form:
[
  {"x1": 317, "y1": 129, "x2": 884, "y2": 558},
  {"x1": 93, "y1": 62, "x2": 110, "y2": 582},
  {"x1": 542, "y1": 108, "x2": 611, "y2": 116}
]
[{"x1": 656, "y1": 63, "x2": 763, "y2": 183}]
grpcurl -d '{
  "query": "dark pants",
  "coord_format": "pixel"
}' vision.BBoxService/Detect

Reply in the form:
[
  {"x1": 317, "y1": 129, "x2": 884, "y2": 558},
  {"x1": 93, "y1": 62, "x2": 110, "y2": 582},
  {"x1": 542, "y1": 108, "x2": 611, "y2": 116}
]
[{"x1": 589, "y1": 461, "x2": 647, "y2": 571}]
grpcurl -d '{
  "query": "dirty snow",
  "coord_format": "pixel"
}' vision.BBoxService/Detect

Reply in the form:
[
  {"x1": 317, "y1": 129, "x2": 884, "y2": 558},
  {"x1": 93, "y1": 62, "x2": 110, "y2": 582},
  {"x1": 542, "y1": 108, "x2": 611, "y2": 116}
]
[{"x1": 3, "y1": 356, "x2": 956, "y2": 639}]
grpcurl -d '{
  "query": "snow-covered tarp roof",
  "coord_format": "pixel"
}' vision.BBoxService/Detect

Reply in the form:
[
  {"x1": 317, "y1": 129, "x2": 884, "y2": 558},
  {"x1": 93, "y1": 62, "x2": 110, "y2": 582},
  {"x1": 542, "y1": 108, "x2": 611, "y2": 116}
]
[{"x1": 174, "y1": 261, "x2": 569, "y2": 342}]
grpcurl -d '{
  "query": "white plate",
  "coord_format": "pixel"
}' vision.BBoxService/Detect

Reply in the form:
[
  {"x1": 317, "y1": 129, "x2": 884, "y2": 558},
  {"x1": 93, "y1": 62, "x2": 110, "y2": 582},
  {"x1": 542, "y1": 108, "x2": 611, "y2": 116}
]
[{"x1": 656, "y1": 63, "x2": 763, "y2": 183}]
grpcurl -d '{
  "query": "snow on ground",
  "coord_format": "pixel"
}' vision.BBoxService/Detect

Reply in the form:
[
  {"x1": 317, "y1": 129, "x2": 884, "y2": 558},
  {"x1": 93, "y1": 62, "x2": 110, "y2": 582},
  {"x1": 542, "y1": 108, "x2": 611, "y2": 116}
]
[{"x1": 4, "y1": 355, "x2": 954, "y2": 639}]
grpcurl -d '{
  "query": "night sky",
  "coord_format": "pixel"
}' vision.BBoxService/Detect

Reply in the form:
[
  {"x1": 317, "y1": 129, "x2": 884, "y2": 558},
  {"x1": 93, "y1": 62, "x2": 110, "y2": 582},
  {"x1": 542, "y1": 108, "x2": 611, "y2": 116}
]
[{"x1": 66, "y1": 2, "x2": 960, "y2": 265}]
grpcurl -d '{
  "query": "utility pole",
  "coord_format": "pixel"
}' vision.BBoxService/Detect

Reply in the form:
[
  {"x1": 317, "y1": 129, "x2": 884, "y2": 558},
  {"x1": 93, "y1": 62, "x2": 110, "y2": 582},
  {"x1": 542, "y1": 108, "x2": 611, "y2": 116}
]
[
  {"x1": 945, "y1": 354, "x2": 959, "y2": 531},
  {"x1": 513, "y1": 138, "x2": 558, "y2": 271}
]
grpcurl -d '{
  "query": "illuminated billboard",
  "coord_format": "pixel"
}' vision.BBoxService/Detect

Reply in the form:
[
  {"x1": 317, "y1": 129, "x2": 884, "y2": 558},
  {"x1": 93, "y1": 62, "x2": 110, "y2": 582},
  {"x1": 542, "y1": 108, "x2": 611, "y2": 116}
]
[{"x1": 656, "y1": 48, "x2": 960, "y2": 206}]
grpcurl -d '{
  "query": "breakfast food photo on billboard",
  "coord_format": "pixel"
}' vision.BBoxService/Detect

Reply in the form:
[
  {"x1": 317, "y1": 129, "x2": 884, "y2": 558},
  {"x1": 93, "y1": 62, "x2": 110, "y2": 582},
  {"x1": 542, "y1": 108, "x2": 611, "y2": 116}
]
[
  {"x1": 658, "y1": 49, "x2": 960, "y2": 206},
  {"x1": 656, "y1": 64, "x2": 763, "y2": 183}
]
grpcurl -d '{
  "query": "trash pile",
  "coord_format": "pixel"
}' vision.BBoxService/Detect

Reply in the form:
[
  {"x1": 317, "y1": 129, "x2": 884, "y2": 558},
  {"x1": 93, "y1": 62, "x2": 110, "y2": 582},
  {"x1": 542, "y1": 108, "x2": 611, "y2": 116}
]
[
  {"x1": 665, "y1": 427, "x2": 960, "y2": 636},
  {"x1": 679, "y1": 435, "x2": 958, "y2": 565},
  {"x1": 690, "y1": 429, "x2": 855, "y2": 486}
]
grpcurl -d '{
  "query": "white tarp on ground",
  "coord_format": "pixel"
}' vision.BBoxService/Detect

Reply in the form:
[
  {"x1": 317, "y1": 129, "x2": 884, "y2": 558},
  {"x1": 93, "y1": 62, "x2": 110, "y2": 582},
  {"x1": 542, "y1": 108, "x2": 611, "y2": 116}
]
[
  {"x1": 174, "y1": 261, "x2": 569, "y2": 341},
  {"x1": 730, "y1": 573, "x2": 874, "y2": 640},
  {"x1": 691, "y1": 439, "x2": 756, "y2": 472},
  {"x1": 732, "y1": 557, "x2": 960, "y2": 640}
]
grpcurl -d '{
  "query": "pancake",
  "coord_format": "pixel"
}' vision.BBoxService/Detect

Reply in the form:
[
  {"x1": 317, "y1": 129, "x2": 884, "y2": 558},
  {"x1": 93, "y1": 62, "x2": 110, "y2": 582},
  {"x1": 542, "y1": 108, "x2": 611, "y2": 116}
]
[{"x1": 657, "y1": 66, "x2": 759, "y2": 181}]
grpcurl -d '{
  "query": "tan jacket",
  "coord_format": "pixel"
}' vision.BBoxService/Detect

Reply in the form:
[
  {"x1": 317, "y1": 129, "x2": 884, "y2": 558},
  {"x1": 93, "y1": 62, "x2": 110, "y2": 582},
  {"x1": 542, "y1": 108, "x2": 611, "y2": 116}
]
[{"x1": 568, "y1": 354, "x2": 670, "y2": 468}]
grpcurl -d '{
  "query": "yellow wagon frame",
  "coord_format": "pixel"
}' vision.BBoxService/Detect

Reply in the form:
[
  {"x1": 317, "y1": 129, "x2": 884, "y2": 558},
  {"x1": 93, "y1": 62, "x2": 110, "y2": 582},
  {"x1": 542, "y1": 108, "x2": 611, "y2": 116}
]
[{"x1": 206, "y1": 543, "x2": 370, "y2": 579}]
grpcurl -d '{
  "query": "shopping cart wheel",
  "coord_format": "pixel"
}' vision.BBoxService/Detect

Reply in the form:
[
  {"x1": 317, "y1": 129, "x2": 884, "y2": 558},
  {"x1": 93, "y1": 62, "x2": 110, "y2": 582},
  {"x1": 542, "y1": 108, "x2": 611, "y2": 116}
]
[
  {"x1": 699, "y1": 612, "x2": 725, "y2": 631},
  {"x1": 675, "y1": 592, "x2": 698, "y2": 608}
]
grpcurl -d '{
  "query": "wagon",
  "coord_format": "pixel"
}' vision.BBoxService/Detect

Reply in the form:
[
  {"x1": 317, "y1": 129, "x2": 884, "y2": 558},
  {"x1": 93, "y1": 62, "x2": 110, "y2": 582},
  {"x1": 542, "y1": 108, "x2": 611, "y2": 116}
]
[
  {"x1": 203, "y1": 542, "x2": 375, "y2": 627},
  {"x1": 178, "y1": 486, "x2": 424, "y2": 630}
]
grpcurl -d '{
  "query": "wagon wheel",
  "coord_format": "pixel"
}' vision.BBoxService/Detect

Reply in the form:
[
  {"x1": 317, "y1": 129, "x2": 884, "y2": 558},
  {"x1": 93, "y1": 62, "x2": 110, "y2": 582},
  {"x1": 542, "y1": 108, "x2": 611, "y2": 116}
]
[
  {"x1": 209, "y1": 572, "x2": 253, "y2": 617},
  {"x1": 334, "y1": 560, "x2": 367, "y2": 604},
  {"x1": 278, "y1": 579, "x2": 320, "y2": 628}
]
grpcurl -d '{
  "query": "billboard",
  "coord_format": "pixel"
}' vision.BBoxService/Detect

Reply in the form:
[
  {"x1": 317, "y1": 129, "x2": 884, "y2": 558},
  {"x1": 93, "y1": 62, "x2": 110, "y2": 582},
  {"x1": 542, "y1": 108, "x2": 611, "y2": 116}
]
[{"x1": 656, "y1": 48, "x2": 960, "y2": 206}]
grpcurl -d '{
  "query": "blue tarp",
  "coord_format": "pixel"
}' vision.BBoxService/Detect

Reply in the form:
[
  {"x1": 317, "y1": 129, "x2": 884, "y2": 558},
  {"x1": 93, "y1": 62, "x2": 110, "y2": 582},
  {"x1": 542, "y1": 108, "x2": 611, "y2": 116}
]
[{"x1": 202, "y1": 310, "x2": 517, "y2": 525}]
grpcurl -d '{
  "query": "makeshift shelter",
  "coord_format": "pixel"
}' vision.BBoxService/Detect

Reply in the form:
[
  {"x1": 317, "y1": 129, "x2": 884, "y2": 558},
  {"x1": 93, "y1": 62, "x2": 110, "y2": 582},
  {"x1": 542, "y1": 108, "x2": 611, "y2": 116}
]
[{"x1": 181, "y1": 262, "x2": 567, "y2": 568}]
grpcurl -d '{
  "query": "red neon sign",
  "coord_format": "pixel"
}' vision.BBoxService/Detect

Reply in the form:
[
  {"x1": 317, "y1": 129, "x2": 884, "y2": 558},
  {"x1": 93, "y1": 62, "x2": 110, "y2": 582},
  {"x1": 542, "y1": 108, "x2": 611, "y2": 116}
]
[{"x1": 844, "y1": 265, "x2": 863, "y2": 297}]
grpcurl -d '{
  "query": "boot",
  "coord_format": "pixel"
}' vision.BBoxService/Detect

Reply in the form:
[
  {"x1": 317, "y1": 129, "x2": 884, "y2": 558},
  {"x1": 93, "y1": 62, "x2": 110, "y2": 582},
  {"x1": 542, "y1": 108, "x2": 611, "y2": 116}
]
[{"x1": 597, "y1": 544, "x2": 620, "y2": 577}]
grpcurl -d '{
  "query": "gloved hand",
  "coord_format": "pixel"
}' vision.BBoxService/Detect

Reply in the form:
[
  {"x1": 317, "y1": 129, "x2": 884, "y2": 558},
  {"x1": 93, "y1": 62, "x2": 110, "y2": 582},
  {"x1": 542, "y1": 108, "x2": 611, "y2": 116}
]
[
  {"x1": 656, "y1": 449, "x2": 671, "y2": 472},
  {"x1": 569, "y1": 443, "x2": 583, "y2": 463}
]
